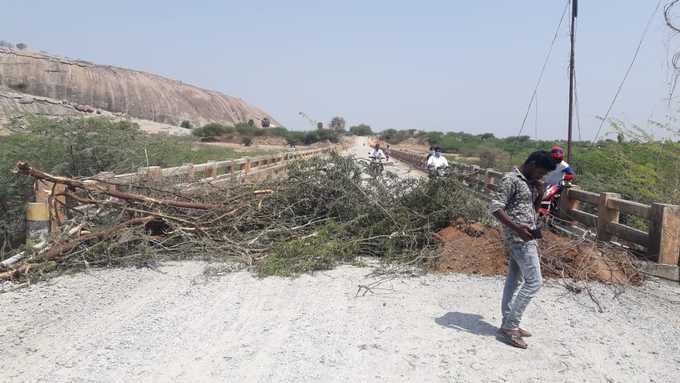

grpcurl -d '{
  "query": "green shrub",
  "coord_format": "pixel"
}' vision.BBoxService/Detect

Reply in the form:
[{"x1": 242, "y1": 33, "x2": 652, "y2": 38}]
[
  {"x1": 349, "y1": 124, "x2": 373, "y2": 136},
  {"x1": 192, "y1": 123, "x2": 233, "y2": 138}
]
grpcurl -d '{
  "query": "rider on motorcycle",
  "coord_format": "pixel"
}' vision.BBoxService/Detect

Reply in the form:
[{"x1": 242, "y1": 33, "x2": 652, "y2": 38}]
[
  {"x1": 544, "y1": 146, "x2": 575, "y2": 188},
  {"x1": 426, "y1": 147, "x2": 449, "y2": 176},
  {"x1": 539, "y1": 146, "x2": 576, "y2": 216},
  {"x1": 368, "y1": 144, "x2": 386, "y2": 174},
  {"x1": 369, "y1": 144, "x2": 386, "y2": 161}
]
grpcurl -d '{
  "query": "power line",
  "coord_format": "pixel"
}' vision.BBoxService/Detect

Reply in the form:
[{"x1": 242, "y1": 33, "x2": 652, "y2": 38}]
[
  {"x1": 592, "y1": 0, "x2": 664, "y2": 142},
  {"x1": 518, "y1": 0, "x2": 570, "y2": 137}
]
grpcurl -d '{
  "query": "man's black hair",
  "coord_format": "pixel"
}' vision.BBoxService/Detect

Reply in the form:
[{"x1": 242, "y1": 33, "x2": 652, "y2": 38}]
[
  {"x1": 524, "y1": 150, "x2": 557, "y2": 171},
  {"x1": 434, "y1": 146, "x2": 442, "y2": 152}
]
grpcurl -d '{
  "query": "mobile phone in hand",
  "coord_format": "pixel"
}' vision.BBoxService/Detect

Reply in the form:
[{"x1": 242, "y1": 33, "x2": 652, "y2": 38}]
[{"x1": 530, "y1": 228, "x2": 543, "y2": 239}]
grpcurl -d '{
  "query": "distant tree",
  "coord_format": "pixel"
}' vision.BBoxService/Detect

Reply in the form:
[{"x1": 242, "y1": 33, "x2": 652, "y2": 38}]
[
  {"x1": 479, "y1": 133, "x2": 495, "y2": 141},
  {"x1": 617, "y1": 132, "x2": 625, "y2": 144},
  {"x1": 15, "y1": 42, "x2": 27, "y2": 50},
  {"x1": 479, "y1": 148, "x2": 511, "y2": 170},
  {"x1": 329, "y1": 116, "x2": 346, "y2": 133},
  {"x1": 247, "y1": 119, "x2": 255, "y2": 127},
  {"x1": 180, "y1": 120, "x2": 193, "y2": 130},
  {"x1": 316, "y1": 122, "x2": 323, "y2": 130},
  {"x1": 0, "y1": 40, "x2": 14, "y2": 48},
  {"x1": 349, "y1": 124, "x2": 373, "y2": 136},
  {"x1": 261, "y1": 117, "x2": 271, "y2": 128}
]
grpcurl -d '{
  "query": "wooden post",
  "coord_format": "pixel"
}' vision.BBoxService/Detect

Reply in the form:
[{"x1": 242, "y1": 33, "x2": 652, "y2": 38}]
[
  {"x1": 245, "y1": 158, "x2": 251, "y2": 175},
  {"x1": 597, "y1": 192, "x2": 620, "y2": 241},
  {"x1": 649, "y1": 203, "x2": 680, "y2": 266}
]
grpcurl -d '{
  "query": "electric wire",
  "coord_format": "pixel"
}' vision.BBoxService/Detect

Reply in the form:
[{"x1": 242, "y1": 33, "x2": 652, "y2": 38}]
[
  {"x1": 592, "y1": 0, "x2": 664, "y2": 142},
  {"x1": 518, "y1": 0, "x2": 570, "y2": 137}
]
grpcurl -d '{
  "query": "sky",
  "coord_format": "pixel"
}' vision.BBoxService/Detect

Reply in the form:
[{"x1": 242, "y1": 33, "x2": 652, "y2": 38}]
[{"x1": 2, "y1": 0, "x2": 676, "y2": 140}]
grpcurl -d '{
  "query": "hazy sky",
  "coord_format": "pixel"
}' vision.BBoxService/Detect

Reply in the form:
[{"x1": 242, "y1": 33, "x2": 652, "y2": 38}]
[{"x1": 2, "y1": 0, "x2": 676, "y2": 139}]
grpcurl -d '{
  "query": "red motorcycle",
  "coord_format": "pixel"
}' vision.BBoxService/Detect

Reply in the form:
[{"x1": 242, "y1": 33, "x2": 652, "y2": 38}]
[{"x1": 538, "y1": 174, "x2": 575, "y2": 217}]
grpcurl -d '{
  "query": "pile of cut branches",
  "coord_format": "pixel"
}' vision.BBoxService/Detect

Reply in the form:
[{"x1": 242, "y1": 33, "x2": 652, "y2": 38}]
[{"x1": 1, "y1": 154, "x2": 488, "y2": 282}]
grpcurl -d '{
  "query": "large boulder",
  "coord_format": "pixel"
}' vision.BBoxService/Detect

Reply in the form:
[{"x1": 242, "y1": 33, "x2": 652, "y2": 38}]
[{"x1": 0, "y1": 47, "x2": 278, "y2": 128}]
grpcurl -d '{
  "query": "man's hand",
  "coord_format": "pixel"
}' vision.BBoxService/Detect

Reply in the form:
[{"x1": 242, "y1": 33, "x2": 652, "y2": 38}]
[
  {"x1": 492, "y1": 210, "x2": 534, "y2": 242},
  {"x1": 513, "y1": 224, "x2": 534, "y2": 242}
]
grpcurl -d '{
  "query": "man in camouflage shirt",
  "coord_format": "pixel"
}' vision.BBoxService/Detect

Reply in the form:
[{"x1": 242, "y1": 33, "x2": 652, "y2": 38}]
[{"x1": 488, "y1": 150, "x2": 556, "y2": 349}]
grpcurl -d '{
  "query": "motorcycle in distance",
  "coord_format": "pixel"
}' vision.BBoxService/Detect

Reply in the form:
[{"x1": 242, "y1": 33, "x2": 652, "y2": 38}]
[
  {"x1": 367, "y1": 154, "x2": 385, "y2": 176},
  {"x1": 538, "y1": 174, "x2": 574, "y2": 218}
]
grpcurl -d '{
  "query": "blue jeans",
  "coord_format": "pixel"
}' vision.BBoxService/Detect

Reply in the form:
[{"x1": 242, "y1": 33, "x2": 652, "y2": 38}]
[{"x1": 501, "y1": 241, "x2": 542, "y2": 330}]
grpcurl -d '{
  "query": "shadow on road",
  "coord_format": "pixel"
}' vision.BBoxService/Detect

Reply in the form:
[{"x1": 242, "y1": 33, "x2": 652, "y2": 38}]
[{"x1": 435, "y1": 312, "x2": 498, "y2": 337}]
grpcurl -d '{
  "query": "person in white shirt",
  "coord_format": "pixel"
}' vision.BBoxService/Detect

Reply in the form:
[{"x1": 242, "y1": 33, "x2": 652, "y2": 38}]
[
  {"x1": 427, "y1": 147, "x2": 448, "y2": 170},
  {"x1": 369, "y1": 144, "x2": 386, "y2": 161},
  {"x1": 544, "y1": 146, "x2": 575, "y2": 187}
]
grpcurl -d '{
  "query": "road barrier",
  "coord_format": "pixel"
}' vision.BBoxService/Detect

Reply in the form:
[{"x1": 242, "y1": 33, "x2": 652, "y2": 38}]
[
  {"x1": 24, "y1": 146, "x2": 336, "y2": 243},
  {"x1": 390, "y1": 148, "x2": 680, "y2": 268}
]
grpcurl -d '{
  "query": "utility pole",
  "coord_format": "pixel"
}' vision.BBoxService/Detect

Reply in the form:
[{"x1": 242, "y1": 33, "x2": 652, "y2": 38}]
[{"x1": 567, "y1": 0, "x2": 577, "y2": 162}]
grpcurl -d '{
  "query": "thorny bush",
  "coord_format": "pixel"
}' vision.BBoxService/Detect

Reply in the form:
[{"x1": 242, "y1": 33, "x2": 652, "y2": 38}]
[{"x1": 1, "y1": 154, "x2": 488, "y2": 281}]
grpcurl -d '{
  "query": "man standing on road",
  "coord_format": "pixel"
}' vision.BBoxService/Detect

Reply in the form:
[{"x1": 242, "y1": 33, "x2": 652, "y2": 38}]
[{"x1": 488, "y1": 150, "x2": 557, "y2": 349}]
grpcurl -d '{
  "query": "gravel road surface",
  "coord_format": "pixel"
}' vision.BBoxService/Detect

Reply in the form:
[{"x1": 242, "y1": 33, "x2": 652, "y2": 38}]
[{"x1": 1, "y1": 137, "x2": 678, "y2": 382}]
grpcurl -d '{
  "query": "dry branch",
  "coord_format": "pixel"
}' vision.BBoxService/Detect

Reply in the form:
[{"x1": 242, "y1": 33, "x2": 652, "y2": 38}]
[{"x1": 15, "y1": 162, "x2": 226, "y2": 210}]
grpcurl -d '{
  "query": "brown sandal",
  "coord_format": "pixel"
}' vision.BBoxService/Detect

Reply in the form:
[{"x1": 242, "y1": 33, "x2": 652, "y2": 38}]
[
  {"x1": 498, "y1": 329, "x2": 528, "y2": 349},
  {"x1": 518, "y1": 328, "x2": 532, "y2": 337}
]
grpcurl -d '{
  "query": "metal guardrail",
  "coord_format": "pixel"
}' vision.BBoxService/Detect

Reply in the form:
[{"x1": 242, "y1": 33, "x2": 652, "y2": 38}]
[{"x1": 391, "y1": 148, "x2": 680, "y2": 267}]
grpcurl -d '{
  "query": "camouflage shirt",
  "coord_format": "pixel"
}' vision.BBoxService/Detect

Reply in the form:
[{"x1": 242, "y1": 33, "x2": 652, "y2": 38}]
[{"x1": 488, "y1": 167, "x2": 539, "y2": 244}]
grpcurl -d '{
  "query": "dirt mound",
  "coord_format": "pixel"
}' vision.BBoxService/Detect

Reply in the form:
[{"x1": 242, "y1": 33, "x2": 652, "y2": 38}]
[{"x1": 435, "y1": 222, "x2": 642, "y2": 285}]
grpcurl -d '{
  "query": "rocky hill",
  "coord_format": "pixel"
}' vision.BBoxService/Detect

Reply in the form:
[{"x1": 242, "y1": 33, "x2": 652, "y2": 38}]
[{"x1": 0, "y1": 47, "x2": 277, "y2": 128}]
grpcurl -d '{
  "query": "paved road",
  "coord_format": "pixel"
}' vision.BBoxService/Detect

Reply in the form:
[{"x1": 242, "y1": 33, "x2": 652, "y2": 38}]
[{"x1": 346, "y1": 136, "x2": 425, "y2": 179}]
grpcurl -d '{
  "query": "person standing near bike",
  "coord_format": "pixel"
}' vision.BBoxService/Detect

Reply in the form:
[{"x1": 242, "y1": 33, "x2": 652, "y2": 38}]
[{"x1": 488, "y1": 150, "x2": 556, "y2": 349}]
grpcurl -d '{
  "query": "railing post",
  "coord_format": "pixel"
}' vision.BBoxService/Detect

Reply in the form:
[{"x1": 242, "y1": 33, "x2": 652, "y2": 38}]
[
  {"x1": 597, "y1": 192, "x2": 620, "y2": 241},
  {"x1": 34, "y1": 179, "x2": 65, "y2": 233},
  {"x1": 138, "y1": 166, "x2": 161, "y2": 182},
  {"x1": 649, "y1": 203, "x2": 680, "y2": 266},
  {"x1": 206, "y1": 160, "x2": 217, "y2": 178},
  {"x1": 559, "y1": 188, "x2": 580, "y2": 220},
  {"x1": 95, "y1": 171, "x2": 116, "y2": 192},
  {"x1": 148, "y1": 166, "x2": 161, "y2": 181},
  {"x1": 26, "y1": 202, "x2": 49, "y2": 246},
  {"x1": 183, "y1": 163, "x2": 195, "y2": 181}
]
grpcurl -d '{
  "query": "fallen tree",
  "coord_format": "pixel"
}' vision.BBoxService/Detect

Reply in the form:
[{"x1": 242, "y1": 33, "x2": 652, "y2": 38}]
[
  {"x1": 1, "y1": 154, "x2": 642, "y2": 290},
  {"x1": 2, "y1": 154, "x2": 488, "y2": 281}
]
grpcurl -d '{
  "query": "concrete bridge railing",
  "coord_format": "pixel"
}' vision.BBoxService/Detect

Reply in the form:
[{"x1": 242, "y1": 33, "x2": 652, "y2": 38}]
[
  {"x1": 390, "y1": 148, "x2": 680, "y2": 269},
  {"x1": 26, "y1": 146, "x2": 337, "y2": 244}
]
